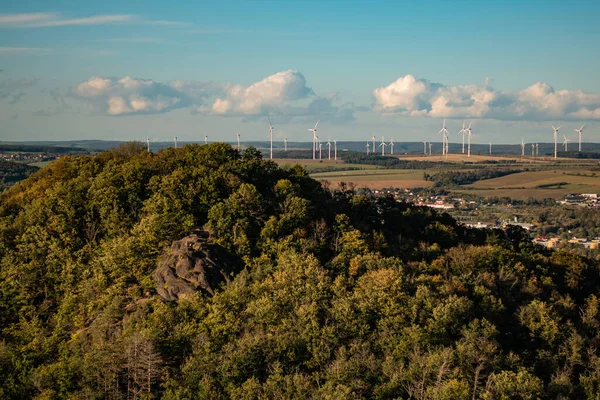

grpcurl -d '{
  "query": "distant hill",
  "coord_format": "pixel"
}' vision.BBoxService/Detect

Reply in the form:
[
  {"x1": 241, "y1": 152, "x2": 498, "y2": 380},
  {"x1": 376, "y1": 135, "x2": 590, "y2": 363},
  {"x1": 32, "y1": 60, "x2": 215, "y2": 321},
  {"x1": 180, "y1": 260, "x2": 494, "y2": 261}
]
[{"x1": 6, "y1": 139, "x2": 600, "y2": 157}]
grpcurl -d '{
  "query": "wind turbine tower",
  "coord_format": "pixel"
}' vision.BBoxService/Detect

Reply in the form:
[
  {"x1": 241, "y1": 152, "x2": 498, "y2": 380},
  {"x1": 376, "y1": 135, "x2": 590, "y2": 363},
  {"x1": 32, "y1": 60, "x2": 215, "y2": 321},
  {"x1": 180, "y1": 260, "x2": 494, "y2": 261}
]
[
  {"x1": 575, "y1": 124, "x2": 585, "y2": 152},
  {"x1": 372, "y1": 135, "x2": 376, "y2": 154},
  {"x1": 489, "y1": 142, "x2": 492, "y2": 155},
  {"x1": 379, "y1": 136, "x2": 387, "y2": 156},
  {"x1": 466, "y1": 122, "x2": 473, "y2": 158},
  {"x1": 438, "y1": 119, "x2": 449, "y2": 156},
  {"x1": 531, "y1": 143, "x2": 535, "y2": 156},
  {"x1": 521, "y1": 139, "x2": 525, "y2": 157},
  {"x1": 334, "y1": 139, "x2": 337, "y2": 160},
  {"x1": 389, "y1": 137, "x2": 394, "y2": 155},
  {"x1": 319, "y1": 142, "x2": 322, "y2": 160},
  {"x1": 268, "y1": 117, "x2": 274, "y2": 160},
  {"x1": 458, "y1": 121, "x2": 466, "y2": 154},
  {"x1": 536, "y1": 143, "x2": 539, "y2": 156},
  {"x1": 366, "y1": 142, "x2": 370, "y2": 155},
  {"x1": 428, "y1": 143, "x2": 433, "y2": 156},
  {"x1": 308, "y1": 121, "x2": 319, "y2": 160},
  {"x1": 204, "y1": 135, "x2": 208, "y2": 145},
  {"x1": 423, "y1": 141, "x2": 427, "y2": 155},
  {"x1": 563, "y1": 135, "x2": 571, "y2": 152},
  {"x1": 146, "y1": 137, "x2": 150, "y2": 153},
  {"x1": 237, "y1": 133, "x2": 241, "y2": 151},
  {"x1": 552, "y1": 125, "x2": 561, "y2": 159},
  {"x1": 284, "y1": 137, "x2": 288, "y2": 152},
  {"x1": 327, "y1": 138, "x2": 331, "y2": 160}
]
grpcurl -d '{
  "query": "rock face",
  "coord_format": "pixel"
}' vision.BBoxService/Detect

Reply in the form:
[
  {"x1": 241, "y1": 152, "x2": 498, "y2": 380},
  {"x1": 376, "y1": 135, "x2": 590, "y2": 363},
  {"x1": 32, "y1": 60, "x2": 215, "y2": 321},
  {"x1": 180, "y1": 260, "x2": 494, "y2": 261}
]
[{"x1": 153, "y1": 231, "x2": 240, "y2": 301}]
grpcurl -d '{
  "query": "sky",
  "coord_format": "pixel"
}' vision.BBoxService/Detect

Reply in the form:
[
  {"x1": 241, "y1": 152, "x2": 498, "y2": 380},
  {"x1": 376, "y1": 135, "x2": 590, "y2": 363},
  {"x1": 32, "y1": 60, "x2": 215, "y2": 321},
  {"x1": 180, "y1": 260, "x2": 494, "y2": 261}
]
[{"x1": 0, "y1": 0, "x2": 599, "y2": 144}]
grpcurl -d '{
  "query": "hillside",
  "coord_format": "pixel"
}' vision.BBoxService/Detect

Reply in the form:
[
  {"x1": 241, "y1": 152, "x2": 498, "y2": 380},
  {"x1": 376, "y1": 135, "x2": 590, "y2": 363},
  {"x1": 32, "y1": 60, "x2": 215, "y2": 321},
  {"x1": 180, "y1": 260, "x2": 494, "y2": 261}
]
[{"x1": 1, "y1": 142, "x2": 600, "y2": 399}]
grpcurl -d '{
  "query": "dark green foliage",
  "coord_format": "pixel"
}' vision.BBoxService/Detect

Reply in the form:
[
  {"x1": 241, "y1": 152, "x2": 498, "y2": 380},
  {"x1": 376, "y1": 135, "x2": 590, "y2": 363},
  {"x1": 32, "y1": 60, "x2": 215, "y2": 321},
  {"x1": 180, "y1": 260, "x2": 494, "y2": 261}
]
[
  {"x1": 1, "y1": 142, "x2": 600, "y2": 399},
  {"x1": 0, "y1": 160, "x2": 39, "y2": 190},
  {"x1": 425, "y1": 168, "x2": 523, "y2": 187}
]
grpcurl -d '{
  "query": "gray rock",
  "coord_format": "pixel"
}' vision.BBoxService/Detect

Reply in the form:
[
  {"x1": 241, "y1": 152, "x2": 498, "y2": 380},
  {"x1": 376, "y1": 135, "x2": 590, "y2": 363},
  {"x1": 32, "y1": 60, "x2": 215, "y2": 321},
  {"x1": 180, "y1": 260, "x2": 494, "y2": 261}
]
[{"x1": 153, "y1": 232, "x2": 240, "y2": 301}]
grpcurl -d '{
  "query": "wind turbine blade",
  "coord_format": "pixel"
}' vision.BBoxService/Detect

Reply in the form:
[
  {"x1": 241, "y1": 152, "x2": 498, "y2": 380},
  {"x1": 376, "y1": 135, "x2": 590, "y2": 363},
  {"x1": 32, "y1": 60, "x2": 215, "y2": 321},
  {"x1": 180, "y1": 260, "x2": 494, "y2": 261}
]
[
  {"x1": 314, "y1": 120, "x2": 320, "y2": 129},
  {"x1": 581, "y1": 124, "x2": 585, "y2": 130},
  {"x1": 552, "y1": 126, "x2": 556, "y2": 130}
]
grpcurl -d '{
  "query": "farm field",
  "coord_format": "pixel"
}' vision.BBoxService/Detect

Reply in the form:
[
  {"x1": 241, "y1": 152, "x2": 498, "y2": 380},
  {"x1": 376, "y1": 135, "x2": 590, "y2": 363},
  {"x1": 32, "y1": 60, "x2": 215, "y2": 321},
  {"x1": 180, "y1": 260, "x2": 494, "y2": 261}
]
[
  {"x1": 27, "y1": 161, "x2": 52, "y2": 168},
  {"x1": 310, "y1": 169, "x2": 432, "y2": 189},
  {"x1": 455, "y1": 169, "x2": 600, "y2": 199},
  {"x1": 467, "y1": 170, "x2": 600, "y2": 189},
  {"x1": 274, "y1": 158, "x2": 381, "y2": 173}
]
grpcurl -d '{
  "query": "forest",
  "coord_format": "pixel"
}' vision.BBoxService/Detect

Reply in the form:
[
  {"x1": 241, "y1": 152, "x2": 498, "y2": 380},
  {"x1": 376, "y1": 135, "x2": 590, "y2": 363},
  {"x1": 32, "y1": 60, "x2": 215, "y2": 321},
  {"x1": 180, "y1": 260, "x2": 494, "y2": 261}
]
[
  {"x1": 424, "y1": 169, "x2": 524, "y2": 187},
  {"x1": 1, "y1": 142, "x2": 600, "y2": 399},
  {"x1": 0, "y1": 160, "x2": 39, "y2": 190}
]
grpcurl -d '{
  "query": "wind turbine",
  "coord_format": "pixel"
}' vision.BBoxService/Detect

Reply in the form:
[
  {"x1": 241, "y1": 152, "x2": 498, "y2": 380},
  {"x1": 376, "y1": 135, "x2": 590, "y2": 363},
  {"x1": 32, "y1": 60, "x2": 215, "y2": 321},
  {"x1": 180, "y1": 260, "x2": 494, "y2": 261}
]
[
  {"x1": 552, "y1": 125, "x2": 561, "y2": 159},
  {"x1": 371, "y1": 135, "x2": 376, "y2": 154},
  {"x1": 389, "y1": 137, "x2": 394, "y2": 155},
  {"x1": 521, "y1": 139, "x2": 525, "y2": 157},
  {"x1": 423, "y1": 141, "x2": 427, "y2": 155},
  {"x1": 366, "y1": 142, "x2": 370, "y2": 155},
  {"x1": 237, "y1": 133, "x2": 241, "y2": 151},
  {"x1": 284, "y1": 137, "x2": 288, "y2": 152},
  {"x1": 319, "y1": 142, "x2": 322, "y2": 160},
  {"x1": 489, "y1": 141, "x2": 492, "y2": 155},
  {"x1": 326, "y1": 138, "x2": 332, "y2": 160},
  {"x1": 574, "y1": 124, "x2": 585, "y2": 152},
  {"x1": 268, "y1": 117, "x2": 274, "y2": 160},
  {"x1": 146, "y1": 137, "x2": 150, "y2": 153},
  {"x1": 174, "y1": 136, "x2": 178, "y2": 149},
  {"x1": 204, "y1": 135, "x2": 208, "y2": 145},
  {"x1": 308, "y1": 120, "x2": 319, "y2": 160},
  {"x1": 334, "y1": 139, "x2": 337, "y2": 160},
  {"x1": 531, "y1": 143, "x2": 535, "y2": 156},
  {"x1": 466, "y1": 122, "x2": 473, "y2": 158},
  {"x1": 379, "y1": 137, "x2": 387, "y2": 156},
  {"x1": 438, "y1": 119, "x2": 449, "y2": 156},
  {"x1": 428, "y1": 142, "x2": 433, "y2": 156},
  {"x1": 536, "y1": 143, "x2": 539, "y2": 156},
  {"x1": 458, "y1": 121, "x2": 466, "y2": 154},
  {"x1": 563, "y1": 135, "x2": 571, "y2": 152}
]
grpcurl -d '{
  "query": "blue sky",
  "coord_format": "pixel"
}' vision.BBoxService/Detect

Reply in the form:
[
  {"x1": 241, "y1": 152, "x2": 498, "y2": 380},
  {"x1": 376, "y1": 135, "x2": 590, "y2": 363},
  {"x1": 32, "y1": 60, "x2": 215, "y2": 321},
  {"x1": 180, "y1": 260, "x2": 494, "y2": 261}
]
[{"x1": 0, "y1": 0, "x2": 599, "y2": 144}]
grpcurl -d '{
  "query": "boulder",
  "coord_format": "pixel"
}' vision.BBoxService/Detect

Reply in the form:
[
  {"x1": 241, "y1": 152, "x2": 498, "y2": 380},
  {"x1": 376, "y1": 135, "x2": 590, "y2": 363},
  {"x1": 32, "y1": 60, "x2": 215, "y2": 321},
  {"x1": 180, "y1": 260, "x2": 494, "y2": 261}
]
[{"x1": 153, "y1": 231, "x2": 240, "y2": 301}]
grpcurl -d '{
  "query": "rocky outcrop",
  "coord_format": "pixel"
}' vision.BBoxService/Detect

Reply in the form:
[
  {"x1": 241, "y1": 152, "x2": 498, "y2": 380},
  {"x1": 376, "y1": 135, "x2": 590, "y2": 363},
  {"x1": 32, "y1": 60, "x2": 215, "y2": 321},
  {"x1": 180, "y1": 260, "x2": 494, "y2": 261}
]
[{"x1": 153, "y1": 231, "x2": 241, "y2": 301}]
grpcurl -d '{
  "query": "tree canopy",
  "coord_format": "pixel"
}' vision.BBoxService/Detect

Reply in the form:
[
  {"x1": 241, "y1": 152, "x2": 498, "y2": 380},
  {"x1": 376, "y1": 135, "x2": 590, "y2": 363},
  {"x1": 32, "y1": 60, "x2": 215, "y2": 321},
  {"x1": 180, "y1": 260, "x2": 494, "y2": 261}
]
[{"x1": 1, "y1": 142, "x2": 599, "y2": 399}]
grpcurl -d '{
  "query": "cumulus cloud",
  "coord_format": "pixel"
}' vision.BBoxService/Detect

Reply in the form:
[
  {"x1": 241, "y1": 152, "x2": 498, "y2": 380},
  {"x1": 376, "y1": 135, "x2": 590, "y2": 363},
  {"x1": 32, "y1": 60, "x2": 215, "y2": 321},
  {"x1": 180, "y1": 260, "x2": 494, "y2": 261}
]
[
  {"x1": 205, "y1": 70, "x2": 314, "y2": 116},
  {"x1": 70, "y1": 70, "x2": 356, "y2": 122},
  {"x1": 72, "y1": 76, "x2": 190, "y2": 115},
  {"x1": 373, "y1": 75, "x2": 600, "y2": 120}
]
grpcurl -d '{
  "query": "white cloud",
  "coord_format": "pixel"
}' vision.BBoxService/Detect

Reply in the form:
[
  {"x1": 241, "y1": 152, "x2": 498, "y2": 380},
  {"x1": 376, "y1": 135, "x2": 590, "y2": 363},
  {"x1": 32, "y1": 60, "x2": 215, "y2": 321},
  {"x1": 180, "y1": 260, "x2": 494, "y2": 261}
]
[
  {"x1": 208, "y1": 70, "x2": 314, "y2": 116},
  {"x1": 0, "y1": 12, "x2": 135, "y2": 28},
  {"x1": 0, "y1": 13, "x2": 55, "y2": 24},
  {"x1": 373, "y1": 75, "x2": 600, "y2": 121},
  {"x1": 0, "y1": 47, "x2": 51, "y2": 53},
  {"x1": 72, "y1": 76, "x2": 189, "y2": 116},
  {"x1": 69, "y1": 71, "x2": 356, "y2": 122}
]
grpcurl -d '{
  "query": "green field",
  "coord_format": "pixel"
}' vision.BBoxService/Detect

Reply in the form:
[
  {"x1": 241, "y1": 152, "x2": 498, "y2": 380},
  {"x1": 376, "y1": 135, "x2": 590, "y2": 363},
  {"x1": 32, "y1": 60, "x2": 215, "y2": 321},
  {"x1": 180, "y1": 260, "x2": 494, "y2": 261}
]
[
  {"x1": 310, "y1": 169, "x2": 432, "y2": 189},
  {"x1": 449, "y1": 169, "x2": 600, "y2": 199},
  {"x1": 27, "y1": 161, "x2": 53, "y2": 168}
]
